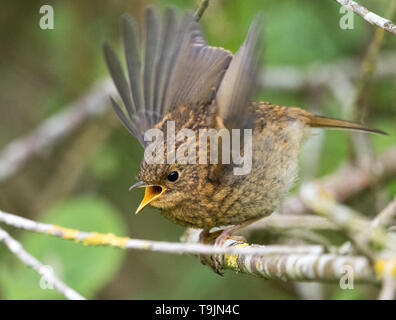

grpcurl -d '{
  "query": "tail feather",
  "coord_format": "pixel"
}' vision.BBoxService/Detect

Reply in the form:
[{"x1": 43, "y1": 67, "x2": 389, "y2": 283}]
[{"x1": 306, "y1": 115, "x2": 387, "y2": 135}]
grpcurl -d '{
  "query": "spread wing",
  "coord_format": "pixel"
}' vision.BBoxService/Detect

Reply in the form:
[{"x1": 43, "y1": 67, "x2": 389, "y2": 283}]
[
  {"x1": 216, "y1": 14, "x2": 263, "y2": 130},
  {"x1": 103, "y1": 6, "x2": 232, "y2": 146}
]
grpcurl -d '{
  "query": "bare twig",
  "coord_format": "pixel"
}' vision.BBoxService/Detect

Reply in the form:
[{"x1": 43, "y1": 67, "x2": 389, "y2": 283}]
[
  {"x1": 301, "y1": 186, "x2": 396, "y2": 296},
  {"x1": 244, "y1": 214, "x2": 338, "y2": 232},
  {"x1": 182, "y1": 233, "x2": 375, "y2": 283},
  {"x1": 0, "y1": 79, "x2": 115, "y2": 183},
  {"x1": 32, "y1": 114, "x2": 115, "y2": 213},
  {"x1": 221, "y1": 251, "x2": 374, "y2": 283},
  {"x1": 346, "y1": 2, "x2": 396, "y2": 218},
  {"x1": 371, "y1": 196, "x2": 396, "y2": 229},
  {"x1": 0, "y1": 227, "x2": 85, "y2": 300},
  {"x1": 300, "y1": 182, "x2": 374, "y2": 259},
  {"x1": 0, "y1": 208, "x2": 383, "y2": 284},
  {"x1": 334, "y1": 0, "x2": 396, "y2": 36},
  {"x1": 261, "y1": 51, "x2": 396, "y2": 92},
  {"x1": 0, "y1": 208, "x2": 324, "y2": 257},
  {"x1": 377, "y1": 258, "x2": 396, "y2": 300},
  {"x1": 0, "y1": 2, "x2": 395, "y2": 294},
  {"x1": 351, "y1": 2, "x2": 396, "y2": 123},
  {"x1": 194, "y1": 0, "x2": 210, "y2": 21},
  {"x1": 299, "y1": 182, "x2": 396, "y2": 259},
  {"x1": 279, "y1": 146, "x2": 396, "y2": 216}
]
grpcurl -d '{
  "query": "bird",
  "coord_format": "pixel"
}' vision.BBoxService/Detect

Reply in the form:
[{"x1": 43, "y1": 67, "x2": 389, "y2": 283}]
[{"x1": 103, "y1": 6, "x2": 385, "y2": 255}]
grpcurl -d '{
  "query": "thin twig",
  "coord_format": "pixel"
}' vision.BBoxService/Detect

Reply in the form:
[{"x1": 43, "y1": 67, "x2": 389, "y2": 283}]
[
  {"x1": 371, "y1": 196, "x2": 396, "y2": 229},
  {"x1": 261, "y1": 51, "x2": 396, "y2": 92},
  {"x1": 334, "y1": 0, "x2": 396, "y2": 36},
  {"x1": 377, "y1": 258, "x2": 396, "y2": 300},
  {"x1": 350, "y1": 1, "x2": 396, "y2": 124},
  {"x1": 32, "y1": 114, "x2": 115, "y2": 213},
  {"x1": 299, "y1": 182, "x2": 396, "y2": 260},
  {"x1": 194, "y1": 0, "x2": 210, "y2": 21},
  {"x1": 182, "y1": 232, "x2": 375, "y2": 283},
  {"x1": 0, "y1": 79, "x2": 115, "y2": 183},
  {"x1": 0, "y1": 208, "x2": 324, "y2": 257},
  {"x1": 244, "y1": 214, "x2": 338, "y2": 232},
  {"x1": 347, "y1": 1, "x2": 396, "y2": 216},
  {"x1": 221, "y1": 251, "x2": 374, "y2": 283},
  {"x1": 279, "y1": 146, "x2": 396, "y2": 216},
  {"x1": 0, "y1": 227, "x2": 85, "y2": 300},
  {"x1": 0, "y1": 208, "x2": 382, "y2": 283}
]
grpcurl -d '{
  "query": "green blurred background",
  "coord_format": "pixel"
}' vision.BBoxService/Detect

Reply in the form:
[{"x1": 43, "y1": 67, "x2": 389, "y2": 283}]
[{"x1": 0, "y1": 0, "x2": 395, "y2": 299}]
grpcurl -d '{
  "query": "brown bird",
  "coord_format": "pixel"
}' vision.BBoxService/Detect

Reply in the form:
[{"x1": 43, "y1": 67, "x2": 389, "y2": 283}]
[{"x1": 104, "y1": 7, "x2": 385, "y2": 252}]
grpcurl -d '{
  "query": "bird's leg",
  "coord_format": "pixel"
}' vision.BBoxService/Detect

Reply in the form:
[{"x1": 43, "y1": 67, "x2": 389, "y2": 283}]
[
  {"x1": 199, "y1": 217, "x2": 262, "y2": 274},
  {"x1": 212, "y1": 217, "x2": 263, "y2": 272},
  {"x1": 199, "y1": 228, "x2": 222, "y2": 243},
  {"x1": 213, "y1": 217, "x2": 262, "y2": 247},
  {"x1": 198, "y1": 228, "x2": 224, "y2": 275}
]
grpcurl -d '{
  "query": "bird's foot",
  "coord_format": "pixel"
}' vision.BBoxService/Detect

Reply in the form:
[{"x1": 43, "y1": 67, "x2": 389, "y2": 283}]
[
  {"x1": 211, "y1": 228, "x2": 247, "y2": 273},
  {"x1": 198, "y1": 229, "x2": 224, "y2": 275},
  {"x1": 214, "y1": 229, "x2": 246, "y2": 247},
  {"x1": 199, "y1": 227, "x2": 247, "y2": 276},
  {"x1": 199, "y1": 218, "x2": 262, "y2": 275}
]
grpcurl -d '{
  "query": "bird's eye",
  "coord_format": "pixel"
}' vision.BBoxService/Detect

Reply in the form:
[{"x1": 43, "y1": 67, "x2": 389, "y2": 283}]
[{"x1": 167, "y1": 171, "x2": 179, "y2": 182}]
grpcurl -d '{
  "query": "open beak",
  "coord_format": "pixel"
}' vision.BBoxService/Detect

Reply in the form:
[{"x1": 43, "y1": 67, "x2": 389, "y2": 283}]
[{"x1": 129, "y1": 181, "x2": 166, "y2": 214}]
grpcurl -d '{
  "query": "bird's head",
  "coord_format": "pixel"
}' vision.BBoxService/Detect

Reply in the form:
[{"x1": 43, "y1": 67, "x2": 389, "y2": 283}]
[
  {"x1": 130, "y1": 159, "x2": 205, "y2": 214},
  {"x1": 128, "y1": 103, "x2": 221, "y2": 214}
]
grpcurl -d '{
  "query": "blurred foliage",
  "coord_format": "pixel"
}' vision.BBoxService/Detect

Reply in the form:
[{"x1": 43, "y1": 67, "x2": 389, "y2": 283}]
[
  {"x1": 0, "y1": 0, "x2": 395, "y2": 299},
  {"x1": 0, "y1": 196, "x2": 126, "y2": 299}
]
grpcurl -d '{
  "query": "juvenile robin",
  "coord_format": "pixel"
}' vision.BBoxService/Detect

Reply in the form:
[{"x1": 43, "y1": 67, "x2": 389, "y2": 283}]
[{"x1": 104, "y1": 7, "x2": 385, "y2": 250}]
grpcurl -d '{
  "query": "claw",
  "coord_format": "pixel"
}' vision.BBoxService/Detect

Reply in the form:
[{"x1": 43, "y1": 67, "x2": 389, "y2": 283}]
[{"x1": 198, "y1": 228, "x2": 247, "y2": 275}]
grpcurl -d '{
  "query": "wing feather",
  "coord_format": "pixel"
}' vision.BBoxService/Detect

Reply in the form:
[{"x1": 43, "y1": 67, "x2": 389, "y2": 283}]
[
  {"x1": 121, "y1": 14, "x2": 144, "y2": 112},
  {"x1": 104, "y1": 7, "x2": 233, "y2": 146},
  {"x1": 143, "y1": 7, "x2": 160, "y2": 113},
  {"x1": 216, "y1": 14, "x2": 263, "y2": 130},
  {"x1": 103, "y1": 43, "x2": 136, "y2": 118}
]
